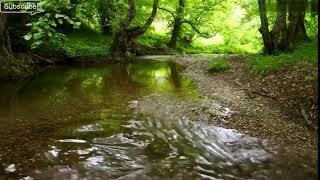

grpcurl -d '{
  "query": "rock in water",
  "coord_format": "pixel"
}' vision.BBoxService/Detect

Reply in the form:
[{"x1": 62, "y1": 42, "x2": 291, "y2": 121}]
[
  {"x1": 128, "y1": 100, "x2": 139, "y2": 109},
  {"x1": 145, "y1": 138, "x2": 171, "y2": 158},
  {"x1": 5, "y1": 164, "x2": 16, "y2": 173}
]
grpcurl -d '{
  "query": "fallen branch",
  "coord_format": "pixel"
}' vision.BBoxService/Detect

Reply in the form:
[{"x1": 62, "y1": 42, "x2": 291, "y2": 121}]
[
  {"x1": 27, "y1": 52, "x2": 55, "y2": 64},
  {"x1": 301, "y1": 108, "x2": 312, "y2": 126},
  {"x1": 235, "y1": 80, "x2": 254, "y2": 99},
  {"x1": 251, "y1": 90, "x2": 277, "y2": 99},
  {"x1": 236, "y1": 80, "x2": 277, "y2": 99}
]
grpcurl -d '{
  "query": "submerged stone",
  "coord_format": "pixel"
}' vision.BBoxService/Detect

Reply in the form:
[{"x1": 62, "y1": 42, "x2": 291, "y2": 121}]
[{"x1": 145, "y1": 138, "x2": 171, "y2": 158}]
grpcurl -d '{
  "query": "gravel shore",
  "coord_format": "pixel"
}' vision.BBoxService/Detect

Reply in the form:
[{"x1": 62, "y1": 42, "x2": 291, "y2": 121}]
[{"x1": 170, "y1": 55, "x2": 317, "y2": 153}]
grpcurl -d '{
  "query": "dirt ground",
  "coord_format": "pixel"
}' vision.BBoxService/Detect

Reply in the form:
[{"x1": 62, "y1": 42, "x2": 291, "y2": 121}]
[{"x1": 169, "y1": 55, "x2": 318, "y2": 153}]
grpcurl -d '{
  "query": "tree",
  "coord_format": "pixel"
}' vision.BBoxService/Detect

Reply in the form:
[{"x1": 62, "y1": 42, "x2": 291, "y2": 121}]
[
  {"x1": 168, "y1": 0, "x2": 185, "y2": 48},
  {"x1": 0, "y1": 14, "x2": 12, "y2": 62},
  {"x1": 111, "y1": 0, "x2": 159, "y2": 60},
  {"x1": 159, "y1": 0, "x2": 216, "y2": 49},
  {"x1": 258, "y1": 0, "x2": 312, "y2": 54}
]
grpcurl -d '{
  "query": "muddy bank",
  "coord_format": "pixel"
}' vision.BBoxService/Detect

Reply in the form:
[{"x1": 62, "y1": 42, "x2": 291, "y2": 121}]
[{"x1": 166, "y1": 55, "x2": 318, "y2": 153}]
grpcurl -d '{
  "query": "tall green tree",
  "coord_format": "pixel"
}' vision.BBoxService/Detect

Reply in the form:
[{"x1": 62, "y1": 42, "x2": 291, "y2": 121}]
[
  {"x1": 111, "y1": 0, "x2": 159, "y2": 60},
  {"x1": 258, "y1": 0, "x2": 314, "y2": 54},
  {"x1": 159, "y1": 0, "x2": 217, "y2": 49}
]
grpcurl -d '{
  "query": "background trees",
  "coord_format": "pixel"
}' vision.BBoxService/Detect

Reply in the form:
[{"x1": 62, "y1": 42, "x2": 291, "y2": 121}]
[
  {"x1": 258, "y1": 0, "x2": 317, "y2": 54},
  {"x1": 0, "y1": 0, "x2": 317, "y2": 60}
]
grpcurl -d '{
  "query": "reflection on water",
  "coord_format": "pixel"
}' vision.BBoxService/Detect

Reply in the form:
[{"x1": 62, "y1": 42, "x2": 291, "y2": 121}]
[{"x1": 0, "y1": 60, "x2": 317, "y2": 179}]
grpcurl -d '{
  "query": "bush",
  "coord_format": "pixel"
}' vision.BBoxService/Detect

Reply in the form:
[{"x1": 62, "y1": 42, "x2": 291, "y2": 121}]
[
  {"x1": 38, "y1": 32, "x2": 112, "y2": 57},
  {"x1": 208, "y1": 58, "x2": 232, "y2": 72},
  {"x1": 137, "y1": 31, "x2": 169, "y2": 48}
]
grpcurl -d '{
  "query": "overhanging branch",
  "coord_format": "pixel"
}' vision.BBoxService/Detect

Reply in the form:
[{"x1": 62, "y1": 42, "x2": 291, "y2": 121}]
[
  {"x1": 158, "y1": 7, "x2": 176, "y2": 18},
  {"x1": 126, "y1": 0, "x2": 159, "y2": 37},
  {"x1": 179, "y1": 20, "x2": 211, "y2": 38}
]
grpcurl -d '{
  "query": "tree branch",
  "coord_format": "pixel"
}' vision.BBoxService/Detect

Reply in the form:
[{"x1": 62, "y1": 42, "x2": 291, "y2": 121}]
[
  {"x1": 179, "y1": 20, "x2": 211, "y2": 38},
  {"x1": 126, "y1": 0, "x2": 137, "y2": 26},
  {"x1": 158, "y1": 7, "x2": 176, "y2": 18},
  {"x1": 127, "y1": 0, "x2": 159, "y2": 37}
]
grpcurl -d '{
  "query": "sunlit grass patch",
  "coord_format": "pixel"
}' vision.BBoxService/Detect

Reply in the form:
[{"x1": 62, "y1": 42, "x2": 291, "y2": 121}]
[
  {"x1": 246, "y1": 41, "x2": 318, "y2": 75},
  {"x1": 208, "y1": 58, "x2": 232, "y2": 72}
]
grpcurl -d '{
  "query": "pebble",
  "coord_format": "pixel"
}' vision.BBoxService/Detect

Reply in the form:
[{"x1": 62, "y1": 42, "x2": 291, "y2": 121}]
[{"x1": 5, "y1": 164, "x2": 16, "y2": 173}]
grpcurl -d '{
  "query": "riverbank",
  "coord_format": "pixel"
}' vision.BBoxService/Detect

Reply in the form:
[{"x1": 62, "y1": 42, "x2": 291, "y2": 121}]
[{"x1": 171, "y1": 55, "x2": 317, "y2": 152}]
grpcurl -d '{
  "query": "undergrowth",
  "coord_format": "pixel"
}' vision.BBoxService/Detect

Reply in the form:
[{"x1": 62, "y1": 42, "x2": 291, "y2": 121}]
[
  {"x1": 245, "y1": 40, "x2": 318, "y2": 75},
  {"x1": 208, "y1": 58, "x2": 232, "y2": 72}
]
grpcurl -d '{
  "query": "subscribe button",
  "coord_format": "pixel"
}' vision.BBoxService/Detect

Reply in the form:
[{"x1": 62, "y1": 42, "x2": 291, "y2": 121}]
[{"x1": 0, "y1": 0, "x2": 41, "y2": 13}]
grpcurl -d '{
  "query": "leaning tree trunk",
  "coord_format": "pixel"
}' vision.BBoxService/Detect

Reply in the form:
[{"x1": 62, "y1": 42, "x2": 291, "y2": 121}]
[
  {"x1": 0, "y1": 14, "x2": 12, "y2": 60},
  {"x1": 258, "y1": 0, "x2": 274, "y2": 54},
  {"x1": 168, "y1": 0, "x2": 185, "y2": 49},
  {"x1": 111, "y1": 0, "x2": 159, "y2": 60}
]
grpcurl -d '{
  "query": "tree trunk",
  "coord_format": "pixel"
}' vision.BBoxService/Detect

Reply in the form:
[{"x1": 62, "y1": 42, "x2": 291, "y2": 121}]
[
  {"x1": 168, "y1": 19, "x2": 181, "y2": 48},
  {"x1": 0, "y1": 14, "x2": 12, "y2": 62},
  {"x1": 111, "y1": 0, "x2": 159, "y2": 60},
  {"x1": 0, "y1": 14, "x2": 12, "y2": 56},
  {"x1": 258, "y1": 0, "x2": 274, "y2": 54},
  {"x1": 168, "y1": 0, "x2": 185, "y2": 49},
  {"x1": 271, "y1": 0, "x2": 288, "y2": 51},
  {"x1": 287, "y1": 0, "x2": 309, "y2": 49}
]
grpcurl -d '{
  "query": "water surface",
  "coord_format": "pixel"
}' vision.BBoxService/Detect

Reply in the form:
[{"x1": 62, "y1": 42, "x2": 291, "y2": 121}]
[{"x1": 0, "y1": 60, "x2": 317, "y2": 179}]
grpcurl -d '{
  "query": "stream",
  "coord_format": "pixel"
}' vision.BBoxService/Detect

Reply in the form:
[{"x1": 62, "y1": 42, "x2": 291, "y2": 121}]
[{"x1": 0, "y1": 59, "x2": 317, "y2": 179}]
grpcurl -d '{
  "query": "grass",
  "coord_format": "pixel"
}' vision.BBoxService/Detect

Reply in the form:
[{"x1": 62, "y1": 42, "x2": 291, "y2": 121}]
[
  {"x1": 245, "y1": 40, "x2": 318, "y2": 75},
  {"x1": 179, "y1": 42, "x2": 260, "y2": 54},
  {"x1": 208, "y1": 58, "x2": 232, "y2": 72},
  {"x1": 39, "y1": 32, "x2": 112, "y2": 57},
  {"x1": 137, "y1": 32, "x2": 169, "y2": 48},
  {"x1": 63, "y1": 33, "x2": 112, "y2": 57}
]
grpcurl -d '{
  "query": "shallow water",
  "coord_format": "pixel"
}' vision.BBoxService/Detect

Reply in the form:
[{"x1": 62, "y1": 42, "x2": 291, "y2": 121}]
[{"x1": 0, "y1": 60, "x2": 317, "y2": 179}]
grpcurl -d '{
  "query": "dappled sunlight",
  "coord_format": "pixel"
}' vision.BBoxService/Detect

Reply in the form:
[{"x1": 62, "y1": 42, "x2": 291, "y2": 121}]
[
  {"x1": 197, "y1": 34, "x2": 225, "y2": 45},
  {"x1": 230, "y1": 5, "x2": 246, "y2": 24},
  {"x1": 152, "y1": 20, "x2": 170, "y2": 33}
]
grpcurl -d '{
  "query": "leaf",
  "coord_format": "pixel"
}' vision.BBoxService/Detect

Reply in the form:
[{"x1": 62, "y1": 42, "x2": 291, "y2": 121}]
[
  {"x1": 48, "y1": 31, "x2": 53, "y2": 37},
  {"x1": 50, "y1": 21, "x2": 57, "y2": 27},
  {"x1": 26, "y1": 23, "x2": 32, "y2": 27},
  {"x1": 58, "y1": 19, "x2": 63, "y2": 24},
  {"x1": 24, "y1": 34, "x2": 32, "y2": 41},
  {"x1": 55, "y1": 14, "x2": 65, "y2": 18}
]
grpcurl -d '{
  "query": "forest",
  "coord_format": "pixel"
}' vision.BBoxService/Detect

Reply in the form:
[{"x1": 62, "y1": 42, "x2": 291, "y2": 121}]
[{"x1": 0, "y1": 0, "x2": 318, "y2": 179}]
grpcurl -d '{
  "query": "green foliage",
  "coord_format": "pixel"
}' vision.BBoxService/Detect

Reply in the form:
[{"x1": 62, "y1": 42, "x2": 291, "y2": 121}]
[
  {"x1": 19, "y1": 0, "x2": 318, "y2": 56},
  {"x1": 36, "y1": 32, "x2": 112, "y2": 57},
  {"x1": 208, "y1": 58, "x2": 232, "y2": 72},
  {"x1": 76, "y1": 0, "x2": 101, "y2": 33},
  {"x1": 246, "y1": 41, "x2": 318, "y2": 75},
  {"x1": 61, "y1": 33, "x2": 112, "y2": 57},
  {"x1": 24, "y1": 0, "x2": 80, "y2": 49},
  {"x1": 137, "y1": 31, "x2": 169, "y2": 48},
  {"x1": 304, "y1": 75, "x2": 317, "y2": 82},
  {"x1": 305, "y1": 15, "x2": 318, "y2": 39}
]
